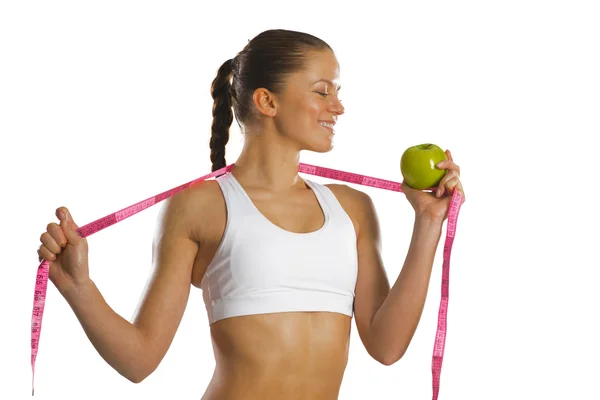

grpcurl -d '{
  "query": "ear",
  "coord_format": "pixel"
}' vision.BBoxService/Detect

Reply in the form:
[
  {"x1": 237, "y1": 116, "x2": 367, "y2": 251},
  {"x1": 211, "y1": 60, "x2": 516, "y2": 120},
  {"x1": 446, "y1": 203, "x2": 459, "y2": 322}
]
[{"x1": 252, "y1": 88, "x2": 278, "y2": 117}]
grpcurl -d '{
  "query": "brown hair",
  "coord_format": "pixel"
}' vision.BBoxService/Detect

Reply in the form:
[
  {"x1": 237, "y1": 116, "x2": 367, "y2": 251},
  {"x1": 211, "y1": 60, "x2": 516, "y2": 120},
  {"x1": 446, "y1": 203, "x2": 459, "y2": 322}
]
[{"x1": 209, "y1": 29, "x2": 332, "y2": 171}]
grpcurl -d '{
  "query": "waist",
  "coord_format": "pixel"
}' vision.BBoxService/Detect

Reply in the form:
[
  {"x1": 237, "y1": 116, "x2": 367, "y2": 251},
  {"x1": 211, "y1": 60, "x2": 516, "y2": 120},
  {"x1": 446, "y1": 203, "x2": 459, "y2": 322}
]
[{"x1": 206, "y1": 311, "x2": 351, "y2": 398}]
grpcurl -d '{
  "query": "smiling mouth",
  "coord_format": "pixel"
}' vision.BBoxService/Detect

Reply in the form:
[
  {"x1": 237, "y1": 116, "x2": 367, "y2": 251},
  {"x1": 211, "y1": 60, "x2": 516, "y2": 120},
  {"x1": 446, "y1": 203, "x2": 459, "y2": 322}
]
[{"x1": 318, "y1": 121, "x2": 335, "y2": 132}]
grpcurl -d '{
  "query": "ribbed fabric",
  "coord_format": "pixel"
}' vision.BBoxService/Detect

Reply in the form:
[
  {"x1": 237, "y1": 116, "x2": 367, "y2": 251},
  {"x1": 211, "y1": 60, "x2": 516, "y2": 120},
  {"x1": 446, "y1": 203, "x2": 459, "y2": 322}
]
[{"x1": 200, "y1": 172, "x2": 358, "y2": 325}]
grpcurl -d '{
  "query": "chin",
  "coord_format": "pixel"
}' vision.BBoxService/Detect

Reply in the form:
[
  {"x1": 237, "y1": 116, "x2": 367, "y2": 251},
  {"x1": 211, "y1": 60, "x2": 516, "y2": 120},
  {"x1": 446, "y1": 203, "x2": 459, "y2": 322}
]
[
  {"x1": 296, "y1": 128, "x2": 335, "y2": 153},
  {"x1": 308, "y1": 140, "x2": 334, "y2": 153}
]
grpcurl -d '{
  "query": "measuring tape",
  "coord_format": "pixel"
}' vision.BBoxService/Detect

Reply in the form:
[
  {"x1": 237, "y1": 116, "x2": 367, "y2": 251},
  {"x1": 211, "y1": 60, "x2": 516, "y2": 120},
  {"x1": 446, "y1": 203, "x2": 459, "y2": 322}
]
[{"x1": 30, "y1": 162, "x2": 462, "y2": 398}]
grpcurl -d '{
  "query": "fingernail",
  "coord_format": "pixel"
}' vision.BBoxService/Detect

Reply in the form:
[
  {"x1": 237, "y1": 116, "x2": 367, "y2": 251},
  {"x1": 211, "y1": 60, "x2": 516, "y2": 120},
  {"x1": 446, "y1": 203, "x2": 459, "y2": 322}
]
[{"x1": 436, "y1": 161, "x2": 444, "y2": 168}]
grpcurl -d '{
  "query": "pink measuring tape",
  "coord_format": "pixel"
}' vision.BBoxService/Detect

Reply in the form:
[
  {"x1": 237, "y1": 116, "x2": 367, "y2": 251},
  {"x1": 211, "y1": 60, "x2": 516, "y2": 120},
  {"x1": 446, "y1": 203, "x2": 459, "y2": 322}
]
[{"x1": 30, "y1": 162, "x2": 462, "y2": 398}]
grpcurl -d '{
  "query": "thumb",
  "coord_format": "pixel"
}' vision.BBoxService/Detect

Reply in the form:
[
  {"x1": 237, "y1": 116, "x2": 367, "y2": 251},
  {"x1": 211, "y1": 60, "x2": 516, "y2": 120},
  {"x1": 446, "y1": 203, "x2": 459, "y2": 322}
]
[
  {"x1": 401, "y1": 180, "x2": 420, "y2": 195},
  {"x1": 401, "y1": 180, "x2": 409, "y2": 192},
  {"x1": 56, "y1": 207, "x2": 83, "y2": 244}
]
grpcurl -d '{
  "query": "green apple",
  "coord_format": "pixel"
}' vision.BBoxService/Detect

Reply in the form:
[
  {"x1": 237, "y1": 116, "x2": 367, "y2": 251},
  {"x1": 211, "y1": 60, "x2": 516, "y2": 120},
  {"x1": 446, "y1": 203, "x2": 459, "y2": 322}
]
[{"x1": 400, "y1": 143, "x2": 448, "y2": 190}]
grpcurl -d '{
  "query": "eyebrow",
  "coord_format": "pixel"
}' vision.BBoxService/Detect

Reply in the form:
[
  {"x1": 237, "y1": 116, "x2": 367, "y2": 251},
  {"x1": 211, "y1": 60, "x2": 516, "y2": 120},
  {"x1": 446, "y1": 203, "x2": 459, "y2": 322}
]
[{"x1": 313, "y1": 79, "x2": 342, "y2": 91}]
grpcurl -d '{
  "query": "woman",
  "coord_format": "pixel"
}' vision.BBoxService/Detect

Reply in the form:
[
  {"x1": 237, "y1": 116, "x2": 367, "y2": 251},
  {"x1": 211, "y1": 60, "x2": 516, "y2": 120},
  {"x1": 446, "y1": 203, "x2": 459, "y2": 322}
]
[{"x1": 37, "y1": 29, "x2": 465, "y2": 400}]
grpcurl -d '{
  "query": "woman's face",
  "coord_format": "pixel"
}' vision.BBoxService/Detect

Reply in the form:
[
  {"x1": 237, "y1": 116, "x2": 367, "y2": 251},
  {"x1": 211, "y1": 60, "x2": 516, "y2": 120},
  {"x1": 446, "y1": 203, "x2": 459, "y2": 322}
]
[{"x1": 273, "y1": 49, "x2": 345, "y2": 153}]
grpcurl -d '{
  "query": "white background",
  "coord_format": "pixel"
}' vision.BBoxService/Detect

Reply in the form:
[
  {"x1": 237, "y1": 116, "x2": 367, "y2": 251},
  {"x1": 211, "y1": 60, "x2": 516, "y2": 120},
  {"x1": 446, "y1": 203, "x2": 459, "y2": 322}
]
[{"x1": 2, "y1": 1, "x2": 599, "y2": 399}]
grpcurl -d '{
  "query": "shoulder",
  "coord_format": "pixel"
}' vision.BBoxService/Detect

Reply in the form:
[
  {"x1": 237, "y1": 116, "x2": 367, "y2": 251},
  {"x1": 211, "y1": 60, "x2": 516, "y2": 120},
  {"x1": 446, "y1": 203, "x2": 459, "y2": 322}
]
[
  {"x1": 156, "y1": 178, "x2": 225, "y2": 243},
  {"x1": 164, "y1": 178, "x2": 223, "y2": 209},
  {"x1": 324, "y1": 183, "x2": 378, "y2": 237},
  {"x1": 324, "y1": 183, "x2": 372, "y2": 206}
]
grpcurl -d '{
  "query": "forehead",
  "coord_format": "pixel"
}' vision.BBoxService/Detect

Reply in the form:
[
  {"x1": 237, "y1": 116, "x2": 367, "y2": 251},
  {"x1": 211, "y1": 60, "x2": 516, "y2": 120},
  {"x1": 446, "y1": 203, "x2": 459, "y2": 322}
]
[{"x1": 290, "y1": 49, "x2": 341, "y2": 87}]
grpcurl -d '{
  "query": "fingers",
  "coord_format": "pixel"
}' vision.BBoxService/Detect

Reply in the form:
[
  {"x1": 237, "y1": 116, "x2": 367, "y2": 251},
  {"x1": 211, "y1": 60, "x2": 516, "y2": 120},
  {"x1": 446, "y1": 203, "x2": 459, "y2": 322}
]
[
  {"x1": 436, "y1": 170, "x2": 458, "y2": 197},
  {"x1": 436, "y1": 150, "x2": 462, "y2": 198},
  {"x1": 38, "y1": 207, "x2": 82, "y2": 262},
  {"x1": 436, "y1": 170, "x2": 465, "y2": 197},
  {"x1": 40, "y1": 228, "x2": 63, "y2": 253},
  {"x1": 56, "y1": 207, "x2": 82, "y2": 244},
  {"x1": 438, "y1": 175, "x2": 466, "y2": 202},
  {"x1": 436, "y1": 159, "x2": 460, "y2": 177},
  {"x1": 38, "y1": 221, "x2": 67, "y2": 261},
  {"x1": 455, "y1": 180, "x2": 466, "y2": 203},
  {"x1": 38, "y1": 246, "x2": 56, "y2": 262}
]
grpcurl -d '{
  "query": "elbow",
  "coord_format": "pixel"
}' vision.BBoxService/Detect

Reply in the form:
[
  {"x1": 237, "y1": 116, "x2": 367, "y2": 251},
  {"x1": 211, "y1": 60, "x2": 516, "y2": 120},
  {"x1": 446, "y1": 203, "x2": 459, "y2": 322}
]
[
  {"x1": 127, "y1": 368, "x2": 152, "y2": 384},
  {"x1": 126, "y1": 335, "x2": 161, "y2": 383},
  {"x1": 124, "y1": 369, "x2": 147, "y2": 384},
  {"x1": 379, "y1": 352, "x2": 403, "y2": 366},
  {"x1": 367, "y1": 336, "x2": 405, "y2": 366},
  {"x1": 378, "y1": 347, "x2": 406, "y2": 366},
  {"x1": 380, "y1": 354, "x2": 401, "y2": 366},
  {"x1": 366, "y1": 322, "x2": 407, "y2": 366},
  {"x1": 128, "y1": 375, "x2": 144, "y2": 384},
  {"x1": 125, "y1": 359, "x2": 158, "y2": 384},
  {"x1": 128, "y1": 369, "x2": 148, "y2": 384}
]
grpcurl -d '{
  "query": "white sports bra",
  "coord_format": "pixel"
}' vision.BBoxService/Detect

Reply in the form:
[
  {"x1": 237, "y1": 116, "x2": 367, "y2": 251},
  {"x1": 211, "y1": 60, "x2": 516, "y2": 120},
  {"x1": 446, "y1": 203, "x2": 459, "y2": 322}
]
[{"x1": 199, "y1": 172, "x2": 359, "y2": 325}]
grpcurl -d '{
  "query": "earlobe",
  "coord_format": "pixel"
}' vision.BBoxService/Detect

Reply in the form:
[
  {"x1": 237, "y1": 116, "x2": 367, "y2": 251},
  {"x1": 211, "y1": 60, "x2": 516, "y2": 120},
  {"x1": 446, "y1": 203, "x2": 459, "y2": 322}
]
[{"x1": 252, "y1": 88, "x2": 277, "y2": 117}]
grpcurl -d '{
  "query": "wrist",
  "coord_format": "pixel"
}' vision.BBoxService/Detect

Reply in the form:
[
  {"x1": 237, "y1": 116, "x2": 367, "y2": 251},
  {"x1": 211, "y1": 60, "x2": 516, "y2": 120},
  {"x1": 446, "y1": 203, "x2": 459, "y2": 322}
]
[
  {"x1": 414, "y1": 212, "x2": 444, "y2": 228},
  {"x1": 61, "y1": 278, "x2": 96, "y2": 304},
  {"x1": 411, "y1": 215, "x2": 444, "y2": 247}
]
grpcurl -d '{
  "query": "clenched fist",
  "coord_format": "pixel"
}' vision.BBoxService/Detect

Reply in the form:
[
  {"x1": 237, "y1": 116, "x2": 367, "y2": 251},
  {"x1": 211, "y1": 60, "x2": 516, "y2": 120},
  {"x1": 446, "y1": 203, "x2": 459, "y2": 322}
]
[{"x1": 38, "y1": 207, "x2": 90, "y2": 294}]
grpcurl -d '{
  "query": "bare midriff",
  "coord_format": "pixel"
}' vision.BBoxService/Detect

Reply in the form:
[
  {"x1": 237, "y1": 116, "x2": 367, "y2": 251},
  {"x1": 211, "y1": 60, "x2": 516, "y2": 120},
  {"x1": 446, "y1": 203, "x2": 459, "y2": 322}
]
[
  {"x1": 200, "y1": 312, "x2": 352, "y2": 400},
  {"x1": 189, "y1": 176, "x2": 359, "y2": 400}
]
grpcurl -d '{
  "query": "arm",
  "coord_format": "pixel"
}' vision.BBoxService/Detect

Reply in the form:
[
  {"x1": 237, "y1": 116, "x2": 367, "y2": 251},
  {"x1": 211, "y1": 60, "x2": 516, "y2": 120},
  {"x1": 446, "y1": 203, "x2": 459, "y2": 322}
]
[
  {"x1": 62, "y1": 186, "x2": 204, "y2": 383},
  {"x1": 352, "y1": 190, "x2": 443, "y2": 366},
  {"x1": 369, "y1": 215, "x2": 443, "y2": 365}
]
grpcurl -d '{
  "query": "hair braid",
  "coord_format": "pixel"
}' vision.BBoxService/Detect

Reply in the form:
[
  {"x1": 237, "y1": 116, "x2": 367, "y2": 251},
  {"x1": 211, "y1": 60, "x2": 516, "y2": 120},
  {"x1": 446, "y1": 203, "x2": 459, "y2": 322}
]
[
  {"x1": 208, "y1": 30, "x2": 332, "y2": 171},
  {"x1": 209, "y1": 58, "x2": 234, "y2": 172}
]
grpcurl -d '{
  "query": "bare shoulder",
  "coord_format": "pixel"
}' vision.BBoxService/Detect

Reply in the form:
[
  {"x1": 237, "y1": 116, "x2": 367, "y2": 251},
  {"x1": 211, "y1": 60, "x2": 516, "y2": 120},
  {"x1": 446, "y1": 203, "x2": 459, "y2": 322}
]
[
  {"x1": 157, "y1": 178, "x2": 224, "y2": 242},
  {"x1": 130, "y1": 178, "x2": 225, "y2": 378},
  {"x1": 325, "y1": 183, "x2": 374, "y2": 210},
  {"x1": 324, "y1": 183, "x2": 377, "y2": 236}
]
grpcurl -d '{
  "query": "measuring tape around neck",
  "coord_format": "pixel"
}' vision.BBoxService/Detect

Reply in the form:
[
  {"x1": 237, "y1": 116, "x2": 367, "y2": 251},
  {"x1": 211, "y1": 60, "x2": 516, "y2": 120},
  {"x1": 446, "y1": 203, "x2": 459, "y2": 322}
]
[{"x1": 30, "y1": 162, "x2": 462, "y2": 398}]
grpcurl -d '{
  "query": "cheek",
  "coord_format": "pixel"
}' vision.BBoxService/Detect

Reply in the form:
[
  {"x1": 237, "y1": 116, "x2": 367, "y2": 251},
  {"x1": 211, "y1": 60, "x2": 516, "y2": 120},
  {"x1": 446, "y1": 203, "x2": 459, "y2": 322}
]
[
  {"x1": 287, "y1": 100, "x2": 320, "y2": 128},
  {"x1": 303, "y1": 100, "x2": 322, "y2": 122},
  {"x1": 277, "y1": 96, "x2": 323, "y2": 135}
]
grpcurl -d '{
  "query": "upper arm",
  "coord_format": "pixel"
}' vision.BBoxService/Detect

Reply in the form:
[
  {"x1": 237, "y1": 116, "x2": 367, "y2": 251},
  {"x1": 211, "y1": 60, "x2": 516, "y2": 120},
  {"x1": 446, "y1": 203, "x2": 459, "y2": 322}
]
[
  {"x1": 350, "y1": 189, "x2": 391, "y2": 363},
  {"x1": 130, "y1": 186, "x2": 204, "y2": 374}
]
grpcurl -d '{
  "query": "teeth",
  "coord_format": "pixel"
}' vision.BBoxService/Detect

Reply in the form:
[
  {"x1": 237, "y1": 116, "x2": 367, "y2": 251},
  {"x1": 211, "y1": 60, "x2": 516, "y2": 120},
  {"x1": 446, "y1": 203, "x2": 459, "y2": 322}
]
[{"x1": 319, "y1": 122, "x2": 334, "y2": 128}]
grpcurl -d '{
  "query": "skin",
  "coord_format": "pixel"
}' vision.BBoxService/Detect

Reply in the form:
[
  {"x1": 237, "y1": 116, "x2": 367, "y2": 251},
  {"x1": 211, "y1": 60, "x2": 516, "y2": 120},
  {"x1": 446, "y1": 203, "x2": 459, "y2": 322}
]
[{"x1": 37, "y1": 49, "x2": 465, "y2": 399}]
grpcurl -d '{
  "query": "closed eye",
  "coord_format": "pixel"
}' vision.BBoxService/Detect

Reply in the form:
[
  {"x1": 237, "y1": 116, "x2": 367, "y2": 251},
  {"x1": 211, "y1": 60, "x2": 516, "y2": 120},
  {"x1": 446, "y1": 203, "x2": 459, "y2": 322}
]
[{"x1": 316, "y1": 92, "x2": 329, "y2": 97}]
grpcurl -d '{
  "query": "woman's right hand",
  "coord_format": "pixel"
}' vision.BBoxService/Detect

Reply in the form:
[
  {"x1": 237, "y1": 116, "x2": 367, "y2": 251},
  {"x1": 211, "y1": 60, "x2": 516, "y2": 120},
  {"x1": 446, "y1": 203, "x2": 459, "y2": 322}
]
[{"x1": 37, "y1": 207, "x2": 90, "y2": 294}]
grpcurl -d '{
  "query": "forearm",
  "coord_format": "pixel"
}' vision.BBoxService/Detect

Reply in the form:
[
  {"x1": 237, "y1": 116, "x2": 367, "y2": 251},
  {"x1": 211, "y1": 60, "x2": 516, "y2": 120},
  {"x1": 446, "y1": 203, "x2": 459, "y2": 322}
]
[
  {"x1": 61, "y1": 279, "x2": 149, "y2": 383},
  {"x1": 371, "y1": 215, "x2": 443, "y2": 364}
]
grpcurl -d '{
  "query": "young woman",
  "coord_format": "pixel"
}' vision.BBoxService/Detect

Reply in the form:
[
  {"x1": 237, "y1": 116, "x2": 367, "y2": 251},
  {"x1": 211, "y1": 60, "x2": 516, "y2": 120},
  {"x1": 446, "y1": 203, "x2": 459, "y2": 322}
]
[{"x1": 37, "y1": 29, "x2": 465, "y2": 400}]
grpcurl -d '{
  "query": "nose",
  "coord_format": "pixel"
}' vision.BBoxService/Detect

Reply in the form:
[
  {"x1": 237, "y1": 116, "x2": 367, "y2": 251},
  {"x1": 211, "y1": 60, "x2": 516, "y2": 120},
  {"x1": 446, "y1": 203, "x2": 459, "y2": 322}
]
[{"x1": 329, "y1": 96, "x2": 345, "y2": 116}]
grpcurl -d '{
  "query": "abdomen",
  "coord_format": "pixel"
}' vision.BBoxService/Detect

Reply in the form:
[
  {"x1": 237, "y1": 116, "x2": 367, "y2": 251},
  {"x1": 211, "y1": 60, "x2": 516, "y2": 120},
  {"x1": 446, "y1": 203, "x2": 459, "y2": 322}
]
[{"x1": 202, "y1": 311, "x2": 352, "y2": 400}]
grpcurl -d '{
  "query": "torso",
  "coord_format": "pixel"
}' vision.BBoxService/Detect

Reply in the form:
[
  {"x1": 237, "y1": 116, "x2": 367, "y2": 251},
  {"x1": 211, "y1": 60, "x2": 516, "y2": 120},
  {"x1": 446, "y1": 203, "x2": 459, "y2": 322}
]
[{"x1": 188, "y1": 172, "x2": 362, "y2": 400}]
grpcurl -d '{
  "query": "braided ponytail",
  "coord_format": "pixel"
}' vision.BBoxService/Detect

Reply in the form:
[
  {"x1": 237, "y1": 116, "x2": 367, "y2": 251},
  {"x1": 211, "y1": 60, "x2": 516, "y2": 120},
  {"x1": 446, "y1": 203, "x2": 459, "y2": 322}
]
[
  {"x1": 209, "y1": 58, "x2": 234, "y2": 172},
  {"x1": 208, "y1": 30, "x2": 332, "y2": 172}
]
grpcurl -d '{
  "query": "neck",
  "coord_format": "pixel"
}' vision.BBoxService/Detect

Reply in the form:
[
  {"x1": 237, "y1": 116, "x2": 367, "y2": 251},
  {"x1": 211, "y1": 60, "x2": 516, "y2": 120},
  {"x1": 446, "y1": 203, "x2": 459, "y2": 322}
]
[{"x1": 232, "y1": 127, "x2": 304, "y2": 192}]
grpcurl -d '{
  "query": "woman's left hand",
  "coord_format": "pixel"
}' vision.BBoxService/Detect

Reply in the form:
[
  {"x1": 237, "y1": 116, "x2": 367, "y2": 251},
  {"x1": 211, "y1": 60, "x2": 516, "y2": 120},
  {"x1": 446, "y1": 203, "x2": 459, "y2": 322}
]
[{"x1": 401, "y1": 149, "x2": 466, "y2": 222}]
